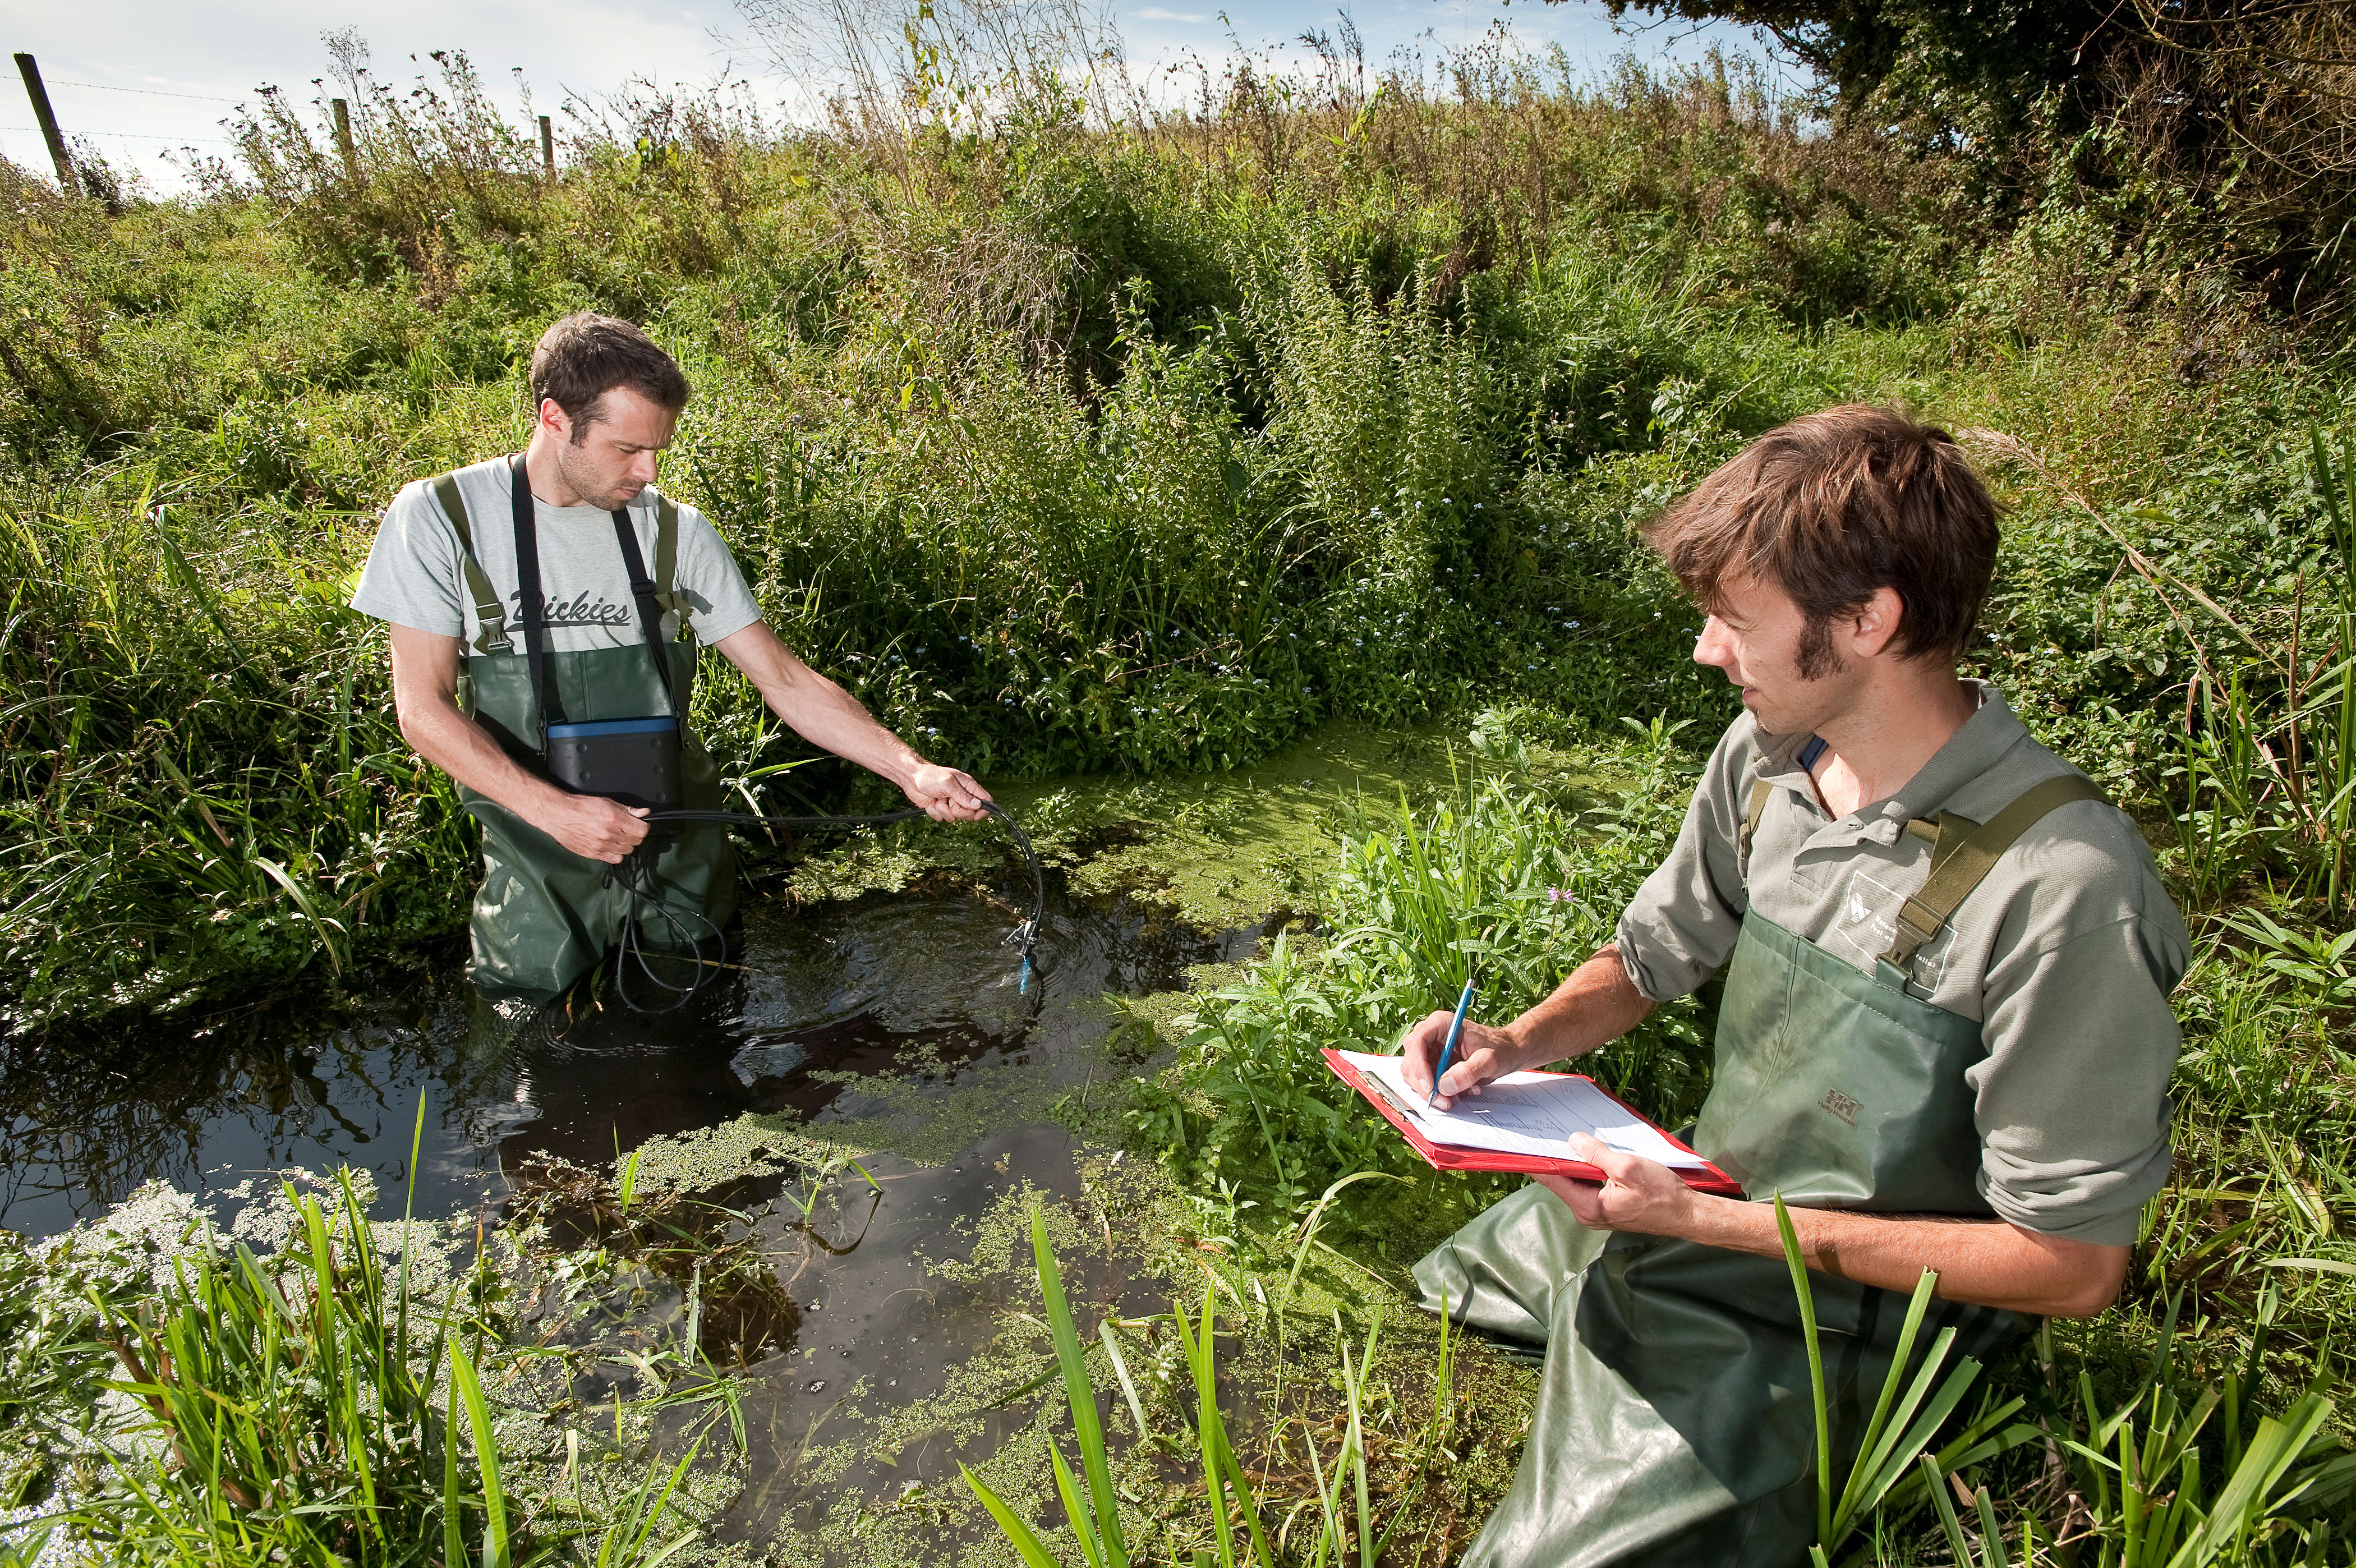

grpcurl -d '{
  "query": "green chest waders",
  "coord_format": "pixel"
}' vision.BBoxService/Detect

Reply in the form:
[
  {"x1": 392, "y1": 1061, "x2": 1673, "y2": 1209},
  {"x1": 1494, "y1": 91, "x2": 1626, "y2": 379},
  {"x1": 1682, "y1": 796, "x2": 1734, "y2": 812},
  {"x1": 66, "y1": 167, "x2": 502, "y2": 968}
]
[
  {"x1": 432, "y1": 460, "x2": 737, "y2": 1001},
  {"x1": 1413, "y1": 774, "x2": 2106, "y2": 1568}
]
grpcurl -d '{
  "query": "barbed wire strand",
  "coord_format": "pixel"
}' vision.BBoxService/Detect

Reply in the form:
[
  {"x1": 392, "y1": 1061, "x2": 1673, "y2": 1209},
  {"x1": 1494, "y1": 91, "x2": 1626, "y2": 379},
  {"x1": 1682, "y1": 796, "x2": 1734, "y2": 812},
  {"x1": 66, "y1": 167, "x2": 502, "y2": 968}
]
[
  {"x1": 1, "y1": 126, "x2": 236, "y2": 145},
  {"x1": 48, "y1": 81, "x2": 237, "y2": 103}
]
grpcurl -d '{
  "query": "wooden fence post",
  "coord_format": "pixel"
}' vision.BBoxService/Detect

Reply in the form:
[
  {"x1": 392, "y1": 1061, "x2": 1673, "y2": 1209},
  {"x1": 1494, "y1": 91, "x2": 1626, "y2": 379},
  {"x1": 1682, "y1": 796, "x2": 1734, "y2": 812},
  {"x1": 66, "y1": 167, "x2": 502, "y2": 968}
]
[
  {"x1": 539, "y1": 114, "x2": 555, "y2": 183},
  {"x1": 13, "y1": 53, "x2": 78, "y2": 196},
  {"x1": 332, "y1": 96, "x2": 360, "y2": 182}
]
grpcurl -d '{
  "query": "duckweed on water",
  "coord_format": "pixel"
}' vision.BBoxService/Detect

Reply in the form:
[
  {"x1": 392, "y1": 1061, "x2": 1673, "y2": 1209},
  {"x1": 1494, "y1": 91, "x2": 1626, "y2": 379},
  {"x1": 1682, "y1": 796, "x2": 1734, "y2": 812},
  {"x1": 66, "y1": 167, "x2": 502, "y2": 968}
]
[{"x1": 775, "y1": 718, "x2": 1610, "y2": 939}]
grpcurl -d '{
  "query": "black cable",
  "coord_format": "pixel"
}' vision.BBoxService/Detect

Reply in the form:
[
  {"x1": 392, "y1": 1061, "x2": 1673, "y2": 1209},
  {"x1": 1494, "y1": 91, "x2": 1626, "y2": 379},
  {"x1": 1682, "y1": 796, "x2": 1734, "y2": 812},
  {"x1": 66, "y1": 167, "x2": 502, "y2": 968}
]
[
  {"x1": 601, "y1": 801, "x2": 1044, "y2": 1013},
  {"x1": 605, "y1": 850, "x2": 731, "y2": 1014}
]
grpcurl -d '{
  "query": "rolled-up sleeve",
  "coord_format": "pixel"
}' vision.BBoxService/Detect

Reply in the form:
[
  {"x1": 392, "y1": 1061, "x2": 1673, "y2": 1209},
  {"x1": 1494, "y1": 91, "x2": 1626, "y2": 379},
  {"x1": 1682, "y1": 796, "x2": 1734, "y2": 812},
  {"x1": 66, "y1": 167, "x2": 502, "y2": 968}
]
[
  {"x1": 1614, "y1": 724, "x2": 1755, "y2": 1004},
  {"x1": 1970, "y1": 911, "x2": 2185, "y2": 1245}
]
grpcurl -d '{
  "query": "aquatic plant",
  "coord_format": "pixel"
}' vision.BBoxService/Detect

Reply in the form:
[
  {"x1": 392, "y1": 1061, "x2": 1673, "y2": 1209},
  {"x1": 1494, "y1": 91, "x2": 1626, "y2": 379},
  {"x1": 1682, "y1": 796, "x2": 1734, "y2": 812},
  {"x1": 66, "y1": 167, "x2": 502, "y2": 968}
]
[{"x1": 1769, "y1": 1193, "x2": 2032, "y2": 1561}]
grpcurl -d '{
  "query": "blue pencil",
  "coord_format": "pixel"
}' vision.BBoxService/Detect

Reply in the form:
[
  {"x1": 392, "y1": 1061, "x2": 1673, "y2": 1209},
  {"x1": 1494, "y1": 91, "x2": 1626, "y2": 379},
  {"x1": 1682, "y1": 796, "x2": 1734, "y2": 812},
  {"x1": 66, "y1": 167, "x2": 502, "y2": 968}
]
[{"x1": 1428, "y1": 973, "x2": 1477, "y2": 1108}]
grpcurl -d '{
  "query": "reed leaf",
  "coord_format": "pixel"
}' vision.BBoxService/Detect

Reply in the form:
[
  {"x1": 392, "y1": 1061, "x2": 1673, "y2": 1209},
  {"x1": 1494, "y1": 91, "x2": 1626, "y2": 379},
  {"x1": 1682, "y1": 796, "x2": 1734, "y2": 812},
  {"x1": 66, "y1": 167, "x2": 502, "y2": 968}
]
[
  {"x1": 1029, "y1": 1202, "x2": 1129, "y2": 1568},
  {"x1": 449, "y1": 1336, "x2": 511, "y2": 1568}
]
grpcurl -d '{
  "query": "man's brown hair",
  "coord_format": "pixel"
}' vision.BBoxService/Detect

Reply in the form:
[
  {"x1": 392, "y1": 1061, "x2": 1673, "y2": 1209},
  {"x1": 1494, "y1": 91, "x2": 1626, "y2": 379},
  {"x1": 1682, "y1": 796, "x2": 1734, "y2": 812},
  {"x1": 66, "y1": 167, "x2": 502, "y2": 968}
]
[
  {"x1": 529, "y1": 312, "x2": 692, "y2": 440},
  {"x1": 1642, "y1": 404, "x2": 1999, "y2": 677}
]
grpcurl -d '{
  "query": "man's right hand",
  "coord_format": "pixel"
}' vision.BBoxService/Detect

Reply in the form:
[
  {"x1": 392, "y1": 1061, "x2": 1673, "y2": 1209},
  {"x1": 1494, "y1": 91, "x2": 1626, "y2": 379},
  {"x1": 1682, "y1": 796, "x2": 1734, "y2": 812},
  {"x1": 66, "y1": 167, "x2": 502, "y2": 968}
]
[
  {"x1": 1401, "y1": 1014, "x2": 1521, "y2": 1110},
  {"x1": 540, "y1": 791, "x2": 652, "y2": 863}
]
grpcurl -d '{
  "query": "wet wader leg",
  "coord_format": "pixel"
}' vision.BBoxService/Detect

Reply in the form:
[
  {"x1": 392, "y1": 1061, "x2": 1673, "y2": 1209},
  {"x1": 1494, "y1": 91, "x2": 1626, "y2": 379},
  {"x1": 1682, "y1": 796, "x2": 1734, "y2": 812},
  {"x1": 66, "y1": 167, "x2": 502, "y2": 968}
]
[
  {"x1": 1456, "y1": 1268, "x2": 1747, "y2": 1568},
  {"x1": 1413, "y1": 1182, "x2": 1610, "y2": 1349},
  {"x1": 466, "y1": 800, "x2": 635, "y2": 1000}
]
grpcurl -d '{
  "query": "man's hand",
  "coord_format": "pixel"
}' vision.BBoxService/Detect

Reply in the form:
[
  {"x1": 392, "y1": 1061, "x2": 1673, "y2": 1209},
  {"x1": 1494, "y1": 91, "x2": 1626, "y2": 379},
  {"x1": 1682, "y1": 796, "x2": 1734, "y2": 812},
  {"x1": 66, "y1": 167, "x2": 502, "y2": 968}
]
[
  {"x1": 1401, "y1": 1015, "x2": 1521, "y2": 1109},
  {"x1": 1534, "y1": 1134, "x2": 1698, "y2": 1236},
  {"x1": 1400, "y1": 946, "x2": 1657, "y2": 1110},
  {"x1": 907, "y1": 764, "x2": 993, "y2": 824},
  {"x1": 542, "y1": 793, "x2": 652, "y2": 863}
]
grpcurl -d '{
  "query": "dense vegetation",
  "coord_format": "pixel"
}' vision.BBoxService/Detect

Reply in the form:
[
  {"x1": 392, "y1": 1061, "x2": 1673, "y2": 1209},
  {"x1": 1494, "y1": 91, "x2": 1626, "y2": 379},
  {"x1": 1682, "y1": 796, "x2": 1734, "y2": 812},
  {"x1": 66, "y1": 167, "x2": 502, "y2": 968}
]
[{"x1": 3, "y1": 13, "x2": 2354, "y2": 1564}]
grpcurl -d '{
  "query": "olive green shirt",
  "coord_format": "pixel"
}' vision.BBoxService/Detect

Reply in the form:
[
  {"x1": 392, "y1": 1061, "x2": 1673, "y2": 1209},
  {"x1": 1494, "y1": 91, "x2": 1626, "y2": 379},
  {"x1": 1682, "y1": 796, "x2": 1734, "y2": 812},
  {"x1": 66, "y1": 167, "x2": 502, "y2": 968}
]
[{"x1": 1616, "y1": 683, "x2": 2189, "y2": 1246}]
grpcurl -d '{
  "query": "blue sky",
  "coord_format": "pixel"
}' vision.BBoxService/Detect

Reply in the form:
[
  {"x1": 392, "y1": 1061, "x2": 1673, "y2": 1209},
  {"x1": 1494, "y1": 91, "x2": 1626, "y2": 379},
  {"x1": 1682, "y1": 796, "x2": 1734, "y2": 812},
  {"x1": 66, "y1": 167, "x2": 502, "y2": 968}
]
[{"x1": 3, "y1": 0, "x2": 1770, "y2": 191}]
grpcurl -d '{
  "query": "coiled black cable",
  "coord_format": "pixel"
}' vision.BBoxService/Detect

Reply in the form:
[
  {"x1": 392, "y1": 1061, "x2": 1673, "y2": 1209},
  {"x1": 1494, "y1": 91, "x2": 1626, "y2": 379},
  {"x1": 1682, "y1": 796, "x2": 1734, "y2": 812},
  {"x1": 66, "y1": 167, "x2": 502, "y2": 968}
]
[{"x1": 602, "y1": 801, "x2": 1044, "y2": 1014}]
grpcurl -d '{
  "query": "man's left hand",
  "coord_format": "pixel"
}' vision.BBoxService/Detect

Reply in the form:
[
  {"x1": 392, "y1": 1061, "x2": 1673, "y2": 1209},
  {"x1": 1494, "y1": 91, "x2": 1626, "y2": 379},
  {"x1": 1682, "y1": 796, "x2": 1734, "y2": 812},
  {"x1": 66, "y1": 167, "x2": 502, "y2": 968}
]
[
  {"x1": 1534, "y1": 1134, "x2": 1701, "y2": 1237},
  {"x1": 908, "y1": 764, "x2": 994, "y2": 823}
]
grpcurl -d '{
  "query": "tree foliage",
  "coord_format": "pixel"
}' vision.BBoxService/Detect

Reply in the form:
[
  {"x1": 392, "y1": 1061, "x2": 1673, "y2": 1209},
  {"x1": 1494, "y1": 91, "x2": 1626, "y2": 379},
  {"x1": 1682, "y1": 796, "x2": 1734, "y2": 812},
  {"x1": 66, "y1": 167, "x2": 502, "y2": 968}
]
[{"x1": 1595, "y1": 0, "x2": 2356, "y2": 317}]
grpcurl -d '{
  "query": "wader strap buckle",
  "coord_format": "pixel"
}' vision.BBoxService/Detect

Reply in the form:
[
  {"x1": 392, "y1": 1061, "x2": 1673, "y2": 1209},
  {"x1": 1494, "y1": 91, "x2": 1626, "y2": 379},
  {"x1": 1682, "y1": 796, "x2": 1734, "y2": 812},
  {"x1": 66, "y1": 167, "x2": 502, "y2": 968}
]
[
  {"x1": 650, "y1": 496, "x2": 694, "y2": 642},
  {"x1": 431, "y1": 472, "x2": 513, "y2": 656},
  {"x1": 1880, "y1": 774, "x2": 2109, "y2": 970}
]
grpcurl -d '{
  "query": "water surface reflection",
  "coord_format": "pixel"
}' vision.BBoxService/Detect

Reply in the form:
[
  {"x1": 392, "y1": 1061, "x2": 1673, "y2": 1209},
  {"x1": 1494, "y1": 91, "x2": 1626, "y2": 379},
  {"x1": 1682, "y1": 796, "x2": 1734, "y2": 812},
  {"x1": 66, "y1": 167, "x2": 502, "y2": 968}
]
[{"x1": 1, "y1": 871, "x2": 1257, "y2": 1238}]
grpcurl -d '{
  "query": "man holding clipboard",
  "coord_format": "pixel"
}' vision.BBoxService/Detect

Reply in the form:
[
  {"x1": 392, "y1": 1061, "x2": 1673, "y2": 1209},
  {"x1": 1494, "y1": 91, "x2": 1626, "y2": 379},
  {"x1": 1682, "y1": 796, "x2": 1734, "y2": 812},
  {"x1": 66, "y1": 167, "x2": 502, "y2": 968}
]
[{"x1": 1402, "y1": 406, "x2": 2188, "y2": 1568}]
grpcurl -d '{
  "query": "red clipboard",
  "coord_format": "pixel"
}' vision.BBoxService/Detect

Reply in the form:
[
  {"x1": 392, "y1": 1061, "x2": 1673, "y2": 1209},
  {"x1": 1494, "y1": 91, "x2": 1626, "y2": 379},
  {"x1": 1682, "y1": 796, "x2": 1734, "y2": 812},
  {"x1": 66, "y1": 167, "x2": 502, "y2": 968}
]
[{"x1": 1322, "y1": 1048, "x2": 1745, "y2": 1195}]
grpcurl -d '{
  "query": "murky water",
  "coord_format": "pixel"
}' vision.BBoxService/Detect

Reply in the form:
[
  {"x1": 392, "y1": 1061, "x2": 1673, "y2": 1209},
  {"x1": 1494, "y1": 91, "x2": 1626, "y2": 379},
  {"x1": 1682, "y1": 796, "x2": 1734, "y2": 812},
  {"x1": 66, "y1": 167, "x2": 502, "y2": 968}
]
[
  {"x1": 0, "y1": 869, "x2": 1260, "y2": 1240},
  {"x1": 1, "y1": 866, "x2": 1283, "y2": 1560}
]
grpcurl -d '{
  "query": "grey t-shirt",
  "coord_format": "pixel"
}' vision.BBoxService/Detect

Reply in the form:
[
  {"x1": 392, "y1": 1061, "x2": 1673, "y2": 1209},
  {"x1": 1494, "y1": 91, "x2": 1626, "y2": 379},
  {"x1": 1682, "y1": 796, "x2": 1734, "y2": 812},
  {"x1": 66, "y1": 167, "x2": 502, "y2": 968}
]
[
  {"x1": 1614, "y1": 684, "x2": 2189, "y2": 1246},
  {"x1": 351, "y1": 456, "x2": 764, "y2": 651}
]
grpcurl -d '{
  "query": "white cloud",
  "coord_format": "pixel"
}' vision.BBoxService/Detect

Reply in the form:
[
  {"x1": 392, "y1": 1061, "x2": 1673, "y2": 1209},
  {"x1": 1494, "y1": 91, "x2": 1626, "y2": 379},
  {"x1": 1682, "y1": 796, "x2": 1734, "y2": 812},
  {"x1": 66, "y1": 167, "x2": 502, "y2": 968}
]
[{"x1": 1136, "y1": 7, "x2": 1208, "y2": 21}]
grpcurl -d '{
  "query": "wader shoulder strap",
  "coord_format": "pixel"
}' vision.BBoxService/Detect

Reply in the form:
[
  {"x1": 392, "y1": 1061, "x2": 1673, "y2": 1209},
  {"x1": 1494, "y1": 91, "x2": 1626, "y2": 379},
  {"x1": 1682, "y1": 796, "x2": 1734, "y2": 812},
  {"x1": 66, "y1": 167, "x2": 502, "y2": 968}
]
[
  {"x1": 1738, "y1": 779, "x2": 1773, "y2": 880},
  {"x1": 650, "y1": 495, "x2": 695, "y2": 642},
  {"x1": 1882, "y1": 774, "x2": 2109, "y2": 968},
  {"x1": 431, "y1": 472, "x2": 512, "y2": 656},
  {"x1": 611, "y1": 508, "x2": 682, "y2": 718},
  {"x1": 509, "y1": 455, "x2": 564, "y2": 742}
]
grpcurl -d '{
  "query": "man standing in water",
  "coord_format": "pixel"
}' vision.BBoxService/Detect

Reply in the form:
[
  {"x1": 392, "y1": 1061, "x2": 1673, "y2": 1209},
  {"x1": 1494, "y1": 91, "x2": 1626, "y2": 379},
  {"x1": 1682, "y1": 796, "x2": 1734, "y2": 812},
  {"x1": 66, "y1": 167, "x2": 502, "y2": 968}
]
[
  {"x1": 353, "y1": 312, "x2": 991, "y2": 999},
  {"x1": 1405, "y1": 406, "x2": 2186, "y2": 1566}
]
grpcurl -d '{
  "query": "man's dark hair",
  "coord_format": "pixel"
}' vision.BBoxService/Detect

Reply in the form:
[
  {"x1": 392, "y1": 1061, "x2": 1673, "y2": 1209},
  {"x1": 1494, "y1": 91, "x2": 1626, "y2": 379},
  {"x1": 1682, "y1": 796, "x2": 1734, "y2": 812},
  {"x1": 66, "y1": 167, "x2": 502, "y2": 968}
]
[
  {"x1": 1642, "y1": 405, "x2": 2000, "y2": 677},
  {"x1": 529, "y1": 312, "x2": 692, "y2": 440}
]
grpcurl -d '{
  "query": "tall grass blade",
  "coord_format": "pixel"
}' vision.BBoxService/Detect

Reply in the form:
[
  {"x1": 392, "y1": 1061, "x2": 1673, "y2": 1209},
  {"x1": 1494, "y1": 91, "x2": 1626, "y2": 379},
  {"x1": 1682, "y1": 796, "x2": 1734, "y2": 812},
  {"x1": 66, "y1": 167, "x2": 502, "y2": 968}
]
[
  {"x1": 1835, "y1": 1271, "x2": 1940, "y2": 1522},
  {"x1": 1098, "y1": 1319, "x2": 1151, "y2": 1440},
  {"x1": 1282, "y1": 1171, "x2": 1405, "y2": 1321},
  {"x1": 1051, "y1": 1442, "x2": 1107, "y2": 1568},
  {"x1": 449, "y1": 1337, "x2": 511, "y2": 1568},
  {"x1": 1922, "y1": 1452, "x2": 1975, "y2": 1567},
  {"x1": 1029, "y1": 1203, "x2": 1129, "y2": 1568},
  {"x1": 444, "y1": 1382, "x2": 466, "y2": 1568},
  {"x1": 960, "y1": 1463, "x2": 1068, "y2": 1568},
  {"x1": 1178, "y1": 1289, "x2": 1239, "y2": 1568},
  {"x1": 1773, "y1": 1194, "x2": 1833, "y2": 1544},
  {"x1": 2162, "y1": 1394, "x2": 2335, "y2": 1568},
  {"x1": 1341, "y1": 1326, "x2": 1375, "y2": 1568}
]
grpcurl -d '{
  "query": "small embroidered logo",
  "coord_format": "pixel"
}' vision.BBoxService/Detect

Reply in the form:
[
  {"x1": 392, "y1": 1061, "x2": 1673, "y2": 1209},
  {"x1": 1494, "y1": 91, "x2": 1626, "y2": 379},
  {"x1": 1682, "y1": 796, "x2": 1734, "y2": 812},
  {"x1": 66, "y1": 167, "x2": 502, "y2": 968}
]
[
  {"x1": 1846, "y1": 891, "x2": 1871, "y2": 925},
  {"x1": 1818, "y1": 1089, "x2": 1862, "y2": 1127}
]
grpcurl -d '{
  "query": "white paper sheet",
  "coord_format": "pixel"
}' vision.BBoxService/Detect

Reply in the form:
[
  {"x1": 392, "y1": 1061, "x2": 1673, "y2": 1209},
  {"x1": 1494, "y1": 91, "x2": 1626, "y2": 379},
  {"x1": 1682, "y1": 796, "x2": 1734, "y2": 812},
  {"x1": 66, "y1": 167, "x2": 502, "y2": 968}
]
[{"x1": 1338, "y1": 1050, "x2": 1706, "y2": 1168}]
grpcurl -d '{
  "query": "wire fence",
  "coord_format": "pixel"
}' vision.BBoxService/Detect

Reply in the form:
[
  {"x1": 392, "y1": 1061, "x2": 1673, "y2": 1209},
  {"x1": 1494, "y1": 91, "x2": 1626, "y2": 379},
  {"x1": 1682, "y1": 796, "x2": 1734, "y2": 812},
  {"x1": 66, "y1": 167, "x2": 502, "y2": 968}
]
[{"x1": 3, "y1": 64, "x2": 251, "y2": 190}]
